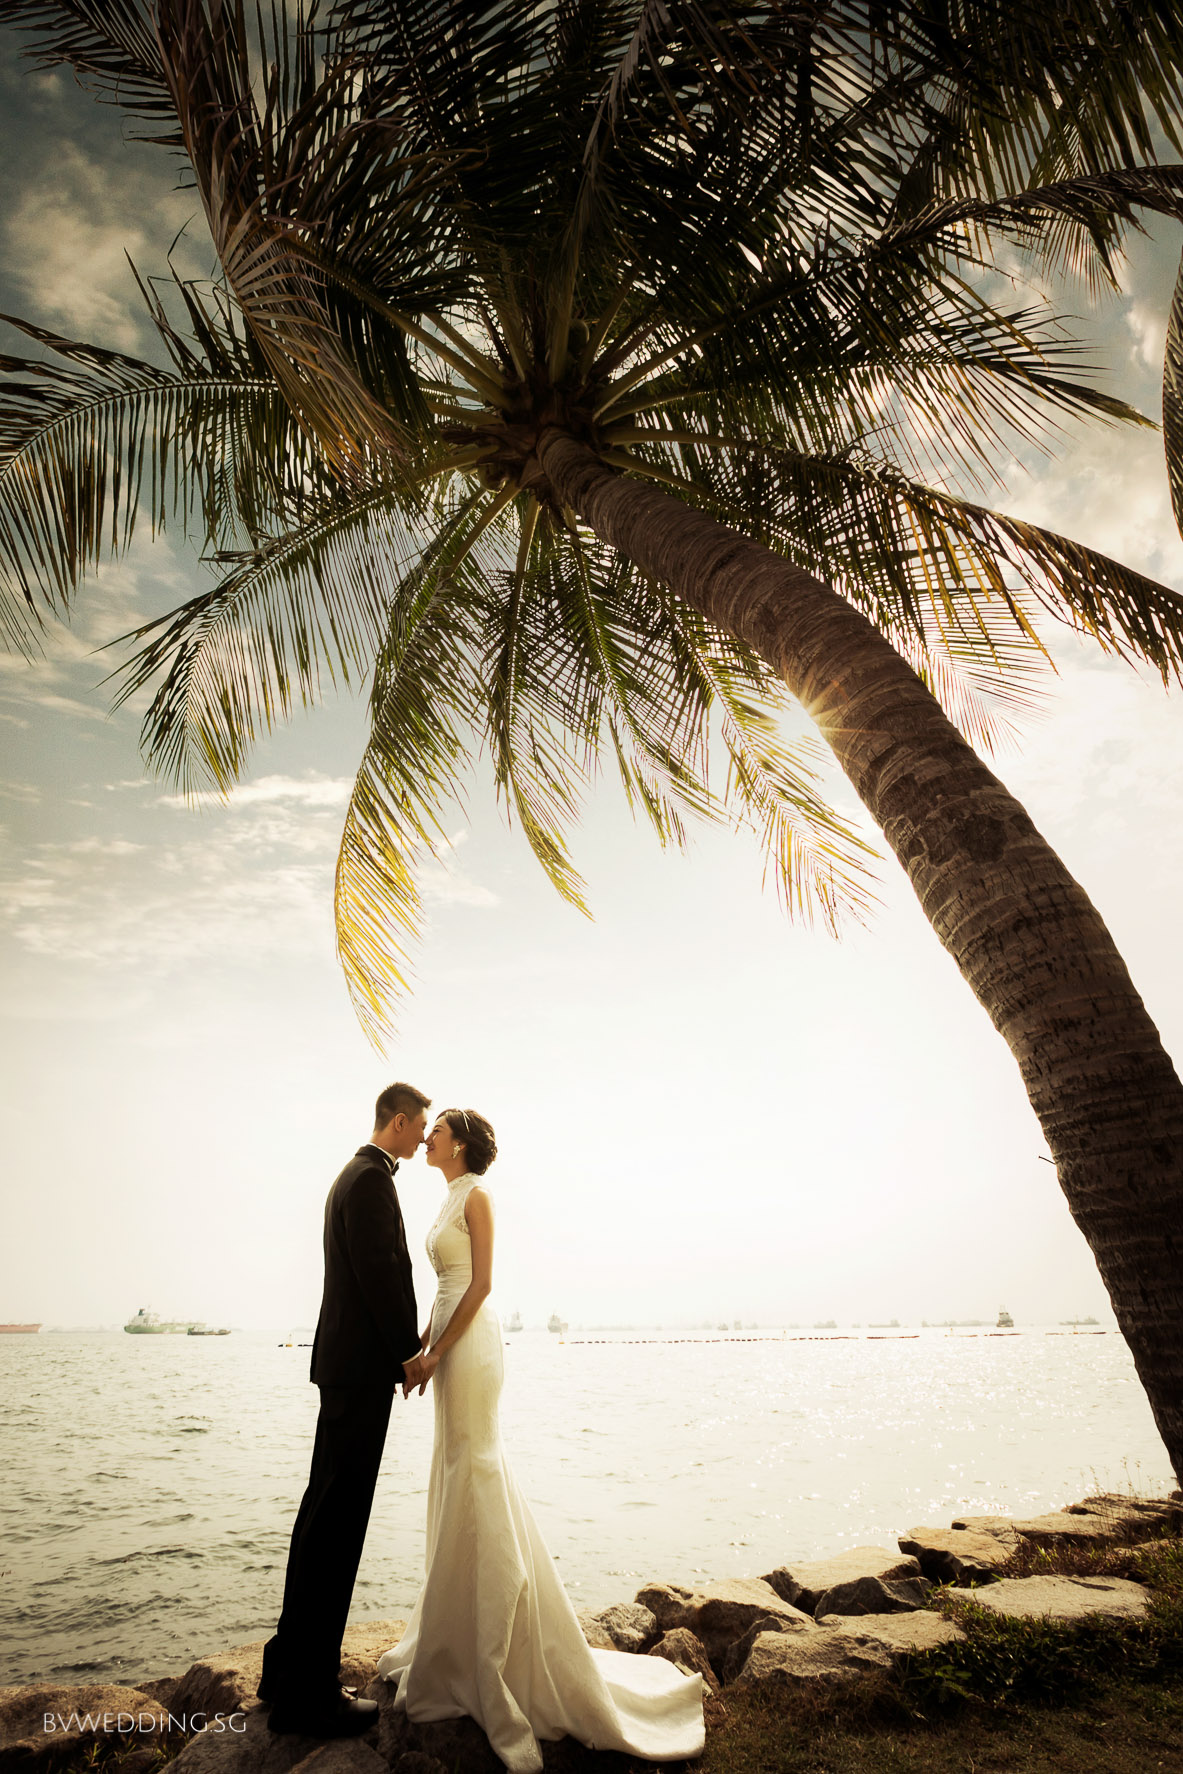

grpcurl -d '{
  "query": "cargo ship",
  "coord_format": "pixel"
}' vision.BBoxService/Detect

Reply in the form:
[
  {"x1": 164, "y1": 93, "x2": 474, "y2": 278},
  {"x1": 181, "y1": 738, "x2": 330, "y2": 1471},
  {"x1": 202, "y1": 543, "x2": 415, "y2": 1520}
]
[
  {"x1": 124, "y1": 1308, "x2": 193, "y2": 1334},
  {"x1": 0, "y1": 1323, "x2": 41, "y2": 1333}
]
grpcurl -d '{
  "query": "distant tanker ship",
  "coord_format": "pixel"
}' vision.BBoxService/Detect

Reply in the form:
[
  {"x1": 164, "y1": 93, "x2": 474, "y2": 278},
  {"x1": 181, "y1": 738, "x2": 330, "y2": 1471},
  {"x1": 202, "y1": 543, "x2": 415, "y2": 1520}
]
[
  {"x1": 124, "y1": 1308, "x2": 193, "y2": 1334},
  {"x1": 0, "y1": 1323, "x2": 41, "y2": 1333}
]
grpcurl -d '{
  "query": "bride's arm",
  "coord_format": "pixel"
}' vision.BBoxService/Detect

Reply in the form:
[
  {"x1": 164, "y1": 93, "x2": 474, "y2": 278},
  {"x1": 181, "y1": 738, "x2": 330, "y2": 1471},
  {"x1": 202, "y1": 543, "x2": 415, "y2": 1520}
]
[{"x1": 416, "y1": 1188, "x2": 494, "y2": 1390}]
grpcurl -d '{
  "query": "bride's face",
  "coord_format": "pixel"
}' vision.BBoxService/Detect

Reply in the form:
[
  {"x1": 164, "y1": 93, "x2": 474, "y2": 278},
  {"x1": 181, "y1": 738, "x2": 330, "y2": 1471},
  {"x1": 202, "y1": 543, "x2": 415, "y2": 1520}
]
[{"x1": 424, "y1": 1117, "x2": 463, "y2": 1170}]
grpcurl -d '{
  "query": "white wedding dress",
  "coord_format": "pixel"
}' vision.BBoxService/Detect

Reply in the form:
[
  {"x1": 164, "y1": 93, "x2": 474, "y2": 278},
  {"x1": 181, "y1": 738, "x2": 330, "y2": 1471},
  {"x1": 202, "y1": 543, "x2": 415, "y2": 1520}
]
[{"x1": 377, "y1": 1174, "x2": 705, "y2": 1773}]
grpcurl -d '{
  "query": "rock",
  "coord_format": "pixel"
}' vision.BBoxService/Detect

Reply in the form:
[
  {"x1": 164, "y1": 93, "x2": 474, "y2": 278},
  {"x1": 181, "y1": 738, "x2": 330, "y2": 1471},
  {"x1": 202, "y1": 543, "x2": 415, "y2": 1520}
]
[
  {"x1": 1064, "y1": 1495, "x2": 1183, "y2": 1537},
  {"x1": 574, "y1": 1609, "x2": 614, "y2": 1651},
  {"x1": 392, "y1": 1756, "x2": 448, "y2": 1774},
  {"x1": 364, "y1": 1678, "x2": 499, "y2": 1774},
  {"x1": 135, "y1": 1679, "x2": 180, "y2": 1708},
  {"x1": 170, "y1": 1650, "x2": 265, "y2": 1722},
  {"x1": 634, "y1": 1578, "x2": 812, "y2": 1664},
  {"x1": 0, "y1": 1686, "x2": 171, "y2": 1774},
  {"x1": 719, "y1": 1618, "x2": 801, "y2": 1686},
  {"x1": 763, "y1": 1546, "x2": 924, "y2": 1615},
  {"x1": 1007, "y1": 1512, "x2": 1117, "y2": 1548},
  {"x1": 948, "y1": 1517, "x2": 1022, "y2": 1549},
  {"x1": 172, "y1": 1622, "x2": 407, "y2": 1721},
  {"x1": 898, "y1": 1527, "x2": 1011, "y2": 1584},
  {"x1": 812, "y1": 1575, "x2": 933, "y2": 1618},
  {"x1": 591, "y1": 1603, "x2": 658, "y2": 1653},
  {"x1": 966, "y1": 1575, "x2": 1151, "y2": 1624},
  {"x1": 289, "y1": 1747, "x2": 387, "y2": 1774},
  {"x1": 825, "y1": 1612, "x2": 967, "y2": 1657},
  {"x1": 647, "y1": 1630, "x2": 720, "y2": 1694},
  {"x1": 118, "y1": 1751, "x2": 168, "y2": 1774},
  {"x1": 730, "y1": 1627, "x2": 891, "y2": 1691},
  {"x1": 168, "y1": 1706, "x2": 358, "y2": 1774}
]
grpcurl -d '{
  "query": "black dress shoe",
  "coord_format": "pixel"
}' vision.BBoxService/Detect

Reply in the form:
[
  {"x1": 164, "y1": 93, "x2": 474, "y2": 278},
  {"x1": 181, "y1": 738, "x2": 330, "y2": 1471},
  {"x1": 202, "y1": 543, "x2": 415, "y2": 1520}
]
[
  {"x1": 266, "y1": 1696, "x2": 378, "y2": 1738},
  {"x1": 256, "y1": 1681, "x2": 357, "y2": 1705}
]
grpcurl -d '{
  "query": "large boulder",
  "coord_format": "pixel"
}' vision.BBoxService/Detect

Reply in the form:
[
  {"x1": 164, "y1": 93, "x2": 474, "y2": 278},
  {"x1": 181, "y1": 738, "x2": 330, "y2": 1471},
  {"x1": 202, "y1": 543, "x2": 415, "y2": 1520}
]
[
  {"x1": 364, "y1": 1678, "x2": 500, "y2": 1774},
  {"x1": 169, "y1": 1705, "x2": 377, "y2": 1774},
  {"x1": 591, "y1": 1604, "x2": 659, "y2": 1654},
  {"x1": 763, "y1": 1547, "x2": 924, "y2": 1615},
  {"x1": 574, "y1": 1610, "x2": 614, "y2": 1651},
  {"x1": 730, "y1": 1627, "x2": 891, "y2": 1692},
  {"x1": 634, "y1": 1579, "x2": 812, "y2": 1665},
  {"x1": 1005, "y1": 1513, "x2": 1116, "y2": 1549},
  {"x1": 1064, "y1": 1495, "x2": 1182, "y2": 1538},
  {"x1": 172, "y1": 1622, "x2": 407, "y2": 1721},
  {"x1": 719, "y1": 1617, "x2": 805, "y2": 1686},
  {"x1": 647, "y1": 1631, "x2": 720, "y2": 1694},
  {"x1": 965, "y1": 1576, "x2": 1151, "y2": 1624},
  {"x1": 0, "y1": 1686, "x2": 171, "y2": 1774},
  {"x1": 812, "y1": 1576, "x2": 933, "y2": 1618},
  {"x1": 826, "y1": 1612, "x2": 967, "y2": 1657},
  {"x1": 948, "y1": 1517, "x2": 1021, "y2": 1550},
  {"x1": 898, "y1": 1527, "x2": 1011, "y2": 1584}
]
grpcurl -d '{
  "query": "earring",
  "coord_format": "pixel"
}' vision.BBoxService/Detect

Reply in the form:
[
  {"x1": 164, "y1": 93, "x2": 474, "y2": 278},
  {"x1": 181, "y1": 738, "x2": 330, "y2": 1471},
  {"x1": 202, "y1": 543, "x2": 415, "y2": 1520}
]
[{"x1": 452, "y1": 1144, "x2": 461, "y2": 1158}]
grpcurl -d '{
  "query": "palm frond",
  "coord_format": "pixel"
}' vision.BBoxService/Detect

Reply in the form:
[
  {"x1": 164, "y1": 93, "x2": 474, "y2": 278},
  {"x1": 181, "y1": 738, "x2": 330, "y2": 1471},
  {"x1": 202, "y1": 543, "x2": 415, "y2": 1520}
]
[
  {"x1": 0, "y1": 311, "x2": 284, "y2": 641},
  {"x1": 0, "y1": 0, "x2": 177, "y2": 129},
  {"x1": 111, "y1": 479, "x2": 433, "y2": 793},
  {"x1": 335, "y1": 485, "x2": 511, "y2": 1041}
]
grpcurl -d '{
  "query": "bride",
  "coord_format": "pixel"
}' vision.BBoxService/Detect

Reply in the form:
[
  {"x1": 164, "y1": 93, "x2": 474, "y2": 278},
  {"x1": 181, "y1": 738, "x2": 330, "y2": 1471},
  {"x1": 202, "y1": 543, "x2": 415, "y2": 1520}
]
[{"x1": 377, "y1": 1109, "x2": 705, "y2": 1773}]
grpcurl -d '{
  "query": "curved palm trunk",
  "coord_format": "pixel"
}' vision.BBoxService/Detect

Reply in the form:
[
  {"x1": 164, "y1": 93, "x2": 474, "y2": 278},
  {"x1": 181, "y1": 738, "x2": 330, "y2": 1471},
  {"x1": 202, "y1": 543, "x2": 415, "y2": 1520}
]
[{"x1": 538, "y1": 427, "x2": 1183, "y2": 1483}]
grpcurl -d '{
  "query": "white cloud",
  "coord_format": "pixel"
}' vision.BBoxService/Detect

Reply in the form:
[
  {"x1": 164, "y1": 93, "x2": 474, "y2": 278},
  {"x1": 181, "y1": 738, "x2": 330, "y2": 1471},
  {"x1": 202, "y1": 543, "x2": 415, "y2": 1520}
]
[
  {"x1": 157, "y1": 773, "x2": 355, "y2": 813},
  {"x1": 2, "y1": 144, "x2": 204, "y2": 352}
]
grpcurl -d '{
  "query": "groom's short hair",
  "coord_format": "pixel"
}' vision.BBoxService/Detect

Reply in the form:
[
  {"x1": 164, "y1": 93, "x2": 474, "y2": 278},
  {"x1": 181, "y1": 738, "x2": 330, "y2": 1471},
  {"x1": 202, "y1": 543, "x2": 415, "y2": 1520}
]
[{"x1": 375, "y1": 1081, "x2": 431, "y2": 1127}]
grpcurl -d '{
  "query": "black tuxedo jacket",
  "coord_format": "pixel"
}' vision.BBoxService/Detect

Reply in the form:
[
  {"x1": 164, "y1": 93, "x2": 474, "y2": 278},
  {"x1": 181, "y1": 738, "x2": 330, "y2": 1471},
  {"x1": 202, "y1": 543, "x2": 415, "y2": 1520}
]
[{"x1": 309, "y1": 1145, "x2": 420, "y2": 1389}]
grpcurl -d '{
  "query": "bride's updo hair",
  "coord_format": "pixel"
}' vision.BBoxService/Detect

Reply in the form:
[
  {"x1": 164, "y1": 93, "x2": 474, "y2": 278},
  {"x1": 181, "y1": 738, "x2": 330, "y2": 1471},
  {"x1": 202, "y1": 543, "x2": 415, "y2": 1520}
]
[{"x1": 446, "y1": 1108, "x2": 497, "y2": 1175}]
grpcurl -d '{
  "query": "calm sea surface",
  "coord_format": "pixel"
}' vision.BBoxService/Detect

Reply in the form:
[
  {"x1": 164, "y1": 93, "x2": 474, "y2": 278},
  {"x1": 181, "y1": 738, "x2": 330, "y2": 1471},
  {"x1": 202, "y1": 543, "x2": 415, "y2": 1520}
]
[{"x1": 0, "y1": 1326, "x2": 1173, "y2": 1687}]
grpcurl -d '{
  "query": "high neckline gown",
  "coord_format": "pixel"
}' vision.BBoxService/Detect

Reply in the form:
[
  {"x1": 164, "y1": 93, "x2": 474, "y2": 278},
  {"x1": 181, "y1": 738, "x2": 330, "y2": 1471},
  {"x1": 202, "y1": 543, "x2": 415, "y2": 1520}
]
[{"x1": 377, "y1": 1174, "x2": 705, "y2": 1773}]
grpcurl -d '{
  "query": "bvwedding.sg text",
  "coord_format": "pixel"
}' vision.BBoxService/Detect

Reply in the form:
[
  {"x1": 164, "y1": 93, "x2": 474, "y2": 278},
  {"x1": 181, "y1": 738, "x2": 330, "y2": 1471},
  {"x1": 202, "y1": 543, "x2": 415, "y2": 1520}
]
[{"x1": 43, "y1": 1712, "x2": 247, "y2": 1735}]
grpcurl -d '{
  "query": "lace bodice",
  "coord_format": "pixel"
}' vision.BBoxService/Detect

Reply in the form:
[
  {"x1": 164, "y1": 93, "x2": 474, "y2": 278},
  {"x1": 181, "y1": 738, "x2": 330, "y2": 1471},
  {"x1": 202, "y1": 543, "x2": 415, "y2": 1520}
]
[{"x1": 426, "y1": 1173, "x2": 485, "y2": 1278}]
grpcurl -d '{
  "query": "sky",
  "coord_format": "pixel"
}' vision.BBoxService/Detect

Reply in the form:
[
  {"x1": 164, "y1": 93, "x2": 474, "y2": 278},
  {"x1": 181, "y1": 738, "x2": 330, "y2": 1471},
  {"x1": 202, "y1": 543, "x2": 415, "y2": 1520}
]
[{"x1": 2, "y1": 37, "x2": 1183, "y2": 1359}]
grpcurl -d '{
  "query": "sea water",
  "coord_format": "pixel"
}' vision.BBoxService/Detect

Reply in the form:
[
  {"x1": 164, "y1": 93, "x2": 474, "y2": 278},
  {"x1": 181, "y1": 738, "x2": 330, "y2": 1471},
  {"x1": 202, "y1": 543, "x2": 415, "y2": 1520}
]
[{"x1": 0, "y1": 1326, "x2": 1172, "y2": 1685}]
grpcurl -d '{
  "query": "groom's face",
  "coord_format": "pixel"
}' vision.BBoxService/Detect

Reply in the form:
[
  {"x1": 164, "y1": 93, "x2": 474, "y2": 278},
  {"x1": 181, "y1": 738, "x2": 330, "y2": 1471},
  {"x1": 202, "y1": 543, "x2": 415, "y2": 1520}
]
[{"x1": 390, "y1": 1108, "x2": 428, "y2": 1160}]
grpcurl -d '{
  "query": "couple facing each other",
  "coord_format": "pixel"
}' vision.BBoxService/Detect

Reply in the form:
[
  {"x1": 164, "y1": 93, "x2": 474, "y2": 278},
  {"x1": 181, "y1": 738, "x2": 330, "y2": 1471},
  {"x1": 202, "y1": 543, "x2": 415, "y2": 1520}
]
[{"x1": 259, "y1": 1081, "x2": 705, "y2": 1774}]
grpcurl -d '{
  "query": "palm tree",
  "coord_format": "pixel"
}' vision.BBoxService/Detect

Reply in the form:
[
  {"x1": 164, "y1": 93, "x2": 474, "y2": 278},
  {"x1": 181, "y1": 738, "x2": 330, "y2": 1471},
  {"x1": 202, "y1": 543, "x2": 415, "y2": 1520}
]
[{"x1": 3, "y1": 0, "x2": 1183, "y2": 1477}]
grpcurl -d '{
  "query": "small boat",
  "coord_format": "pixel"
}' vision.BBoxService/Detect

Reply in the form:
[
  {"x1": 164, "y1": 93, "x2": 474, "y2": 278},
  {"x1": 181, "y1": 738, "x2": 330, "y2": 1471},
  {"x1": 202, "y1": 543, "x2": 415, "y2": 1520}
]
[
  {"x1": 0, "y1": 1323, "x2": 41, "y2": 1333},
  {"x1": 187, "y1": 1324, "x2": 231, "y2": 1336},
  {"x1": 506, "y1": 1310, "x2": 523, "y2": 1332},
  {"x1": 996, "y1": 1307, "x2": 1014, "y2": 1329},
  {"x1": 547, "y1": 1312, "x2": 567, "y2": 1334},
  {"x1": 124, "y1": 1308, "x2": 193, "y2": 1335}
]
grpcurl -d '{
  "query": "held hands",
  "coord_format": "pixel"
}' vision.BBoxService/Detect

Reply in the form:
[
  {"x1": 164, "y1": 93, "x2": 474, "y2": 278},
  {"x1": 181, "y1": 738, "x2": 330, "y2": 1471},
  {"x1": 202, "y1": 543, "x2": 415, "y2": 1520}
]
[
  {"x1": 411, "y1": 1347, "x2": 442, "y2": 1397},
  {"x1": 401, "y1": 1347, "x2": 442, "y2": 1398},
  {"x1": 401, "y1": 1351, "x2": 427, "y2": 1396}
]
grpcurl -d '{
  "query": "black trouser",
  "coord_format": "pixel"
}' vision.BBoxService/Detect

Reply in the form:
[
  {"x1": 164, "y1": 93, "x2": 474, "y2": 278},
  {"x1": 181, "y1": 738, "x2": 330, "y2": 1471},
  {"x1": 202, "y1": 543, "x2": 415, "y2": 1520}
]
[{"x1": 262, "y1": 1382, "x2": 394, "y2": 1710}]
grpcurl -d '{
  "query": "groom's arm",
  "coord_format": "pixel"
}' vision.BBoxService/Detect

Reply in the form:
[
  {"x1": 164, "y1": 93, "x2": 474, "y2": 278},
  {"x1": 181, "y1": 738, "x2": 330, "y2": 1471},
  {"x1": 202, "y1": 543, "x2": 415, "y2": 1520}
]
[{"x1": 342, "y1": 1168, "x2": 421, "y2": 1380}]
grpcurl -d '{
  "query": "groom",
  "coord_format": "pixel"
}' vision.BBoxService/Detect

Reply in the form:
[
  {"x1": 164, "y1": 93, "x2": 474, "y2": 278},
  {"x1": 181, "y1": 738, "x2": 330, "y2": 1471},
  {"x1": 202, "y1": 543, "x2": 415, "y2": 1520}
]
[{"x1": 260, "y1": 1081, "x2": 431, "y2": 1737}]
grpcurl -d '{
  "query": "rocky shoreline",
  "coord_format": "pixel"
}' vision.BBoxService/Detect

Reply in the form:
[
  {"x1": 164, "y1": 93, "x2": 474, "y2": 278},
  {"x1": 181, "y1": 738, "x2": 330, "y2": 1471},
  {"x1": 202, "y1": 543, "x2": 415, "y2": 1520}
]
[{"x1": 2, "y1": 1490, "x2": 1179, "y2": 1774}]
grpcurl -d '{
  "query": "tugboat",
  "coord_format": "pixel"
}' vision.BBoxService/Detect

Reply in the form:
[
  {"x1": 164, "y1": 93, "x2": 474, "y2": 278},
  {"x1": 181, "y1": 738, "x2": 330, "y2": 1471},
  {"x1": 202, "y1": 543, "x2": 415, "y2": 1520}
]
[
  {"x1": 547, "y1": 1312, "x2": 567, "y2": 1334},
  {"x1": 996, "y1": 1307, "x2": 1015, "y2": 1329},
  {"x1": 124, "y1": 1308, "x2": 192, "y2": 1334},
  {"x1": 187, "y1": 1324, "x2": 231, "y2": 1336},
  {"x1": 506, "y1": 1310, "x2": 523, "y2": 1332}
]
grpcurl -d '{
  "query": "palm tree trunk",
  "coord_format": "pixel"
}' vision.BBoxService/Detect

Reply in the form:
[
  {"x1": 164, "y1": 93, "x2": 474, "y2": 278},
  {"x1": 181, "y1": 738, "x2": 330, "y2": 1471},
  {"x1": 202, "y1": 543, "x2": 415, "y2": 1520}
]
[{"x1": 538, "y1": 426, "x2": 1183, "y2": 1485}]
